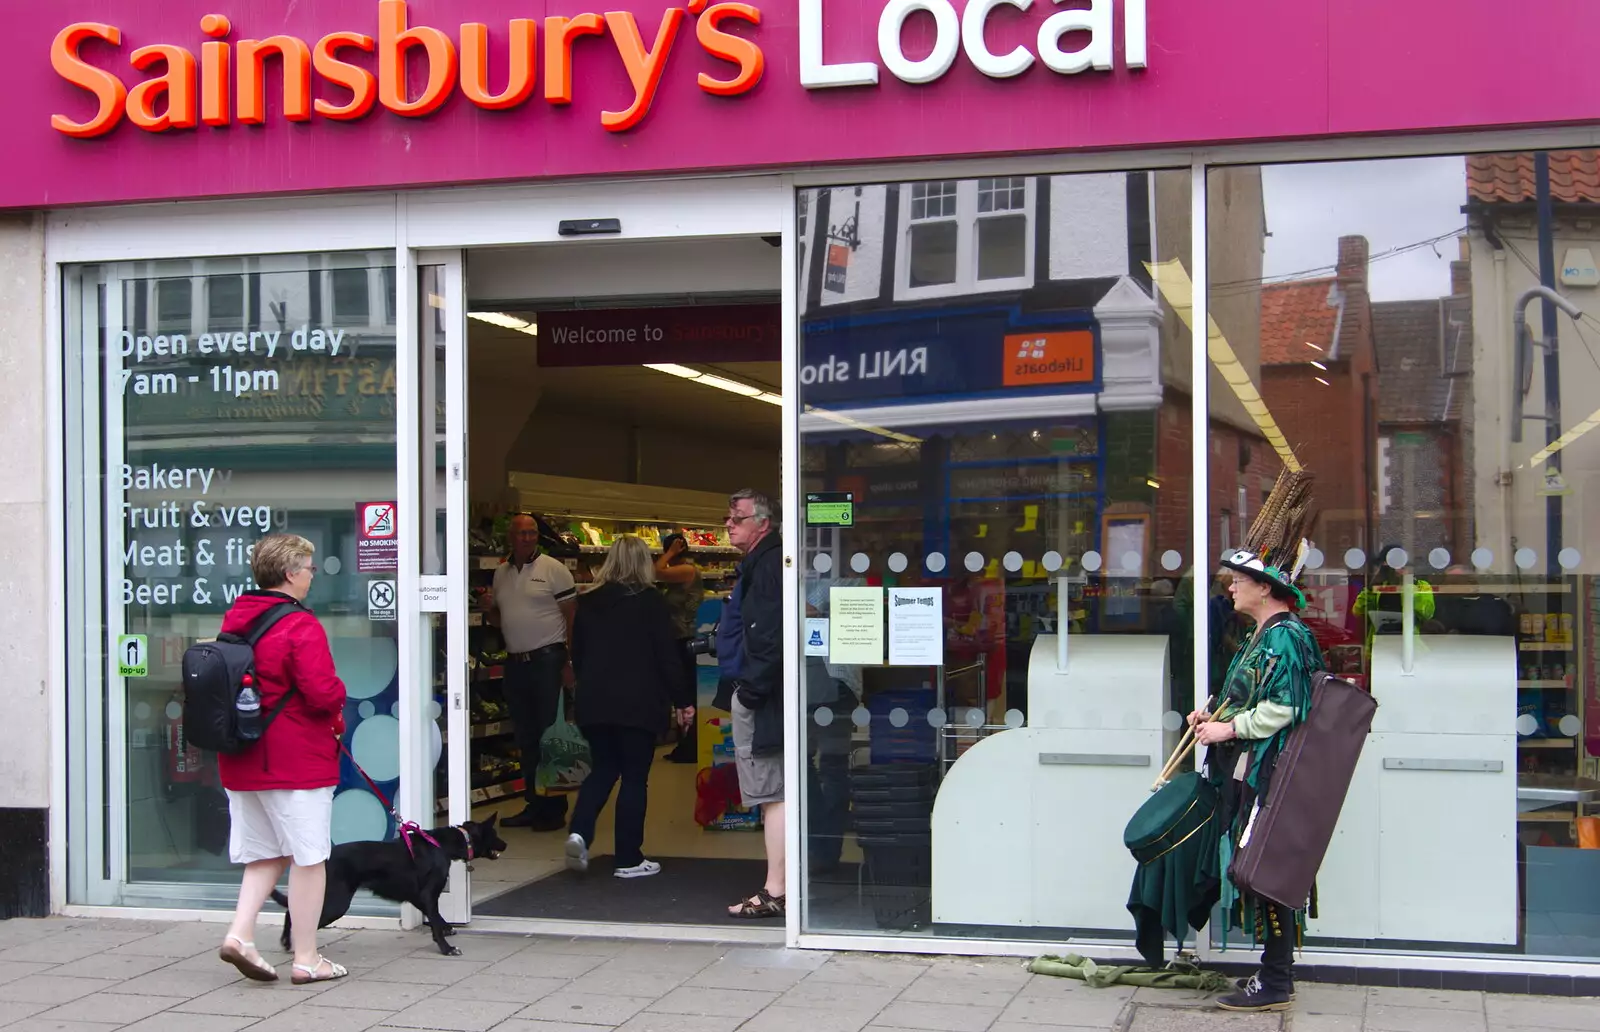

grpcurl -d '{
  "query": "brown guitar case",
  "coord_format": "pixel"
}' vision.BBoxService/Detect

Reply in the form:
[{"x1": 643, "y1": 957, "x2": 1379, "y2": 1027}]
[{"x1": 1227, "y1": 670, "x2": 1377, "y2": 910}]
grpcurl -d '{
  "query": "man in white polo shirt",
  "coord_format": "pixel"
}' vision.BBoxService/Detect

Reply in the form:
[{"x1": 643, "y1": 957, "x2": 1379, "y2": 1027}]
[{"x1": 485, "y1": 512, "x2": 578, "y2": 830}]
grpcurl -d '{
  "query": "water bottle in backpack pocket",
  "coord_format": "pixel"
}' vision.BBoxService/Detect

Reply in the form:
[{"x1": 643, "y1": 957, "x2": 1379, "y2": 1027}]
[{"x1": 180, "y1": 600, "x2": 303, "y2": 754}]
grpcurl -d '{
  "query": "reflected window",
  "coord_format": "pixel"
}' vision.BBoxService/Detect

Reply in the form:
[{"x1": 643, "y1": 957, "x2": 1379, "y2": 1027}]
[{"x1": 900, "y1": 179, "x2": 1034, "y2": 298}]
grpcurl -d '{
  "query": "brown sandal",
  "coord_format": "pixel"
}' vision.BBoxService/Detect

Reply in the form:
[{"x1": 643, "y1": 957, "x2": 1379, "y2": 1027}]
[
  {"x1": 728, "y1": 889, "x2": 786, "y2": 919},
  {"x1": 219, "y1": 936, "x2": 278, "y2": 982}
]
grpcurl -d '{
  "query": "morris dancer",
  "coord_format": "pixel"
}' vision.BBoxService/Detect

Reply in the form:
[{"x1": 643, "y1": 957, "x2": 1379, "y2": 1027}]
[{"x1": 1189, "y1": 546, "x2": 1323, "y2": 1012}]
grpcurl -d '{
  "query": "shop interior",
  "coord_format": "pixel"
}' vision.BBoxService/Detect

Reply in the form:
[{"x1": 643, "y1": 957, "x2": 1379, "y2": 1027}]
[{"x1": 448, "y1": 235, "x2": 800, "y2": 925}]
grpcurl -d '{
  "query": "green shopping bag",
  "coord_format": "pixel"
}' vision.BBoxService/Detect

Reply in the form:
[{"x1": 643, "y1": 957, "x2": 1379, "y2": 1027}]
[{"x1": 535, "y1": 693, "x2": 591, "y2": 791}]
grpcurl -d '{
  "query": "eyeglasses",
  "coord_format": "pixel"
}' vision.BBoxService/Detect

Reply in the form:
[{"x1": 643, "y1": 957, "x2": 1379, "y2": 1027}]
[
  {"x1": 724, "y1": 514, "x2": 761, "y2": 526},
  {"x1": 298, "y1": 565, "x2": 318, "y2": 575}
]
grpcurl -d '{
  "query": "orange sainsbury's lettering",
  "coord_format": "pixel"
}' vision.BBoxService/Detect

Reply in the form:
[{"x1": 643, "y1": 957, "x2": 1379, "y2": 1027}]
[
  {"x1": 544, "y1": 14, "x2": 606, "y2": 104},
  {"x1": 695, "y1": 3, "x2": 763, "y2": 97},
  {"x1": 378, "y1": 0, "x2": 458, "y2": 117},
  {"x1": 127, "y1": 44, "x2": 197, "y2": 131},
  {"x1": 49, "y1": 2, "x2": 768, "y2": 136},
  {"x1": 601, "y1": 9, "x2": 684, "y2": 132},
  {"x1": 199, "y1": 15, "x2": 232, "y2": 127},
  {"x1": 237, "y1": 36, "x2": 313, "y2": 123},
  {"x1": 313, "y1": 32, "x2": 377, "y2": 120},
  {"x1": 50, "y1": 23, "x2": 127, "y2": 138},
  {"x1": 460, "y1": 20, "x2": 538, "y2": 110}
]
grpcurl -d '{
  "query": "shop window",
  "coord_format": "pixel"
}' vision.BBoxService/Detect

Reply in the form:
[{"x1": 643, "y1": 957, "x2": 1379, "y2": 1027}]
[
  {"x1": 1205, "y1": 151, "x2": 1600, "y2": 962},
  {"x1": 330, "y1": 266, "x2": 371, "y2": 326},
  {"x1": 155, "y1": 278, "x2": 192, "y2": 331},
  {"x1": 63, "y1": 252, "x2": 399, "y2": 907},
  {"x1": 207, "y1": 275, "x2": 245, "y2": 326},
  {"x1": 898, "y1": 178, "x2": 1035, "y2": 299},
  {"x1": 798, "y1": 167, "x2": 1186, "y2": 944}
]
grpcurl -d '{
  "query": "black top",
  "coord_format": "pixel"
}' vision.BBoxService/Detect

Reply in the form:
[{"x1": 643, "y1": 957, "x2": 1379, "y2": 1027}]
[
  {"x1": 734, "y1": 532, "x2": 785, "y2": 755},
  {"x1": 571, "y1": 583, "x2": 693, "y2": 733}
]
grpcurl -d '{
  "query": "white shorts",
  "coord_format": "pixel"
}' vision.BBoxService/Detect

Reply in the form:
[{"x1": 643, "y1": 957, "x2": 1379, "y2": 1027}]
[{"x1": 227, "y1": 787, "x2": 335, "y2": 867}]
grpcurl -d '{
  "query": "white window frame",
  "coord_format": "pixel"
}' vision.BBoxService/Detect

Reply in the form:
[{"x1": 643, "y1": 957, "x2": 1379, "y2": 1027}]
[{"x1": 894, "y1": 176, "x2": 1037, "y2": 301}]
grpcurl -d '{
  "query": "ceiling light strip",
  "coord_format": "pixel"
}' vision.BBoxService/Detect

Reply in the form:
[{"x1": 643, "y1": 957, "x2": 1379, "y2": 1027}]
[
  {"x1": 469, "y1": 311, "x2": 538, "y2": 336},
  {"x1": 1145, "y1": 259, "x2": 1302, "y2": 473}
]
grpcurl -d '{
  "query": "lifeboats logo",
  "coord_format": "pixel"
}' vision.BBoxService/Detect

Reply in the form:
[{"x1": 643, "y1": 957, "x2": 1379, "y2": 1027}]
[
  {"x1": 1002, "y1": 331, "x2": 1094, "y2": 387},
  {"x1": 49, "y1": 0, "x2": 1146, "y2": 138}
]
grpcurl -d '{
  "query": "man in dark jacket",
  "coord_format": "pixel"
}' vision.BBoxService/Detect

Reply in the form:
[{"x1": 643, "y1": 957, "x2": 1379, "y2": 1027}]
[{"x1": 720, "y1": 488, "x2": 787, "y2": 919}]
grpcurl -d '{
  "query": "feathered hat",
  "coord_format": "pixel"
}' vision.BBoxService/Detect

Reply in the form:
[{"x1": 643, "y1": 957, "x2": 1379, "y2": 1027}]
[{"x1": 1222, "y1": 467, "x2": 1317, "y2": 609}]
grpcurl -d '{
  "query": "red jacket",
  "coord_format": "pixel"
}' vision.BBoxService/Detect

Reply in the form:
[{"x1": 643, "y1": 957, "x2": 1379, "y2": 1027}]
[{"x1": 215, "y1": 591, "x2": 347, "y2": 792}]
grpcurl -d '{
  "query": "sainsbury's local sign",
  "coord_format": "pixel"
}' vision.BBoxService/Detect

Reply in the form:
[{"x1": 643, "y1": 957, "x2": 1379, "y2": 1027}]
[
  {"x1": 51, "y1": 0, "x2": 1146, "y2": 137},
  {"x1": 9, "y1": 0, "x2": 1600, "y2": 210}
]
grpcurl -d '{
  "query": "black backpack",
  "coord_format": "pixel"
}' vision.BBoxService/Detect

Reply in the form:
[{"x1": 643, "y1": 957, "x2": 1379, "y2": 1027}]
[{"x1": 181, "y1": 599, "x2": 304, "y2": 754}]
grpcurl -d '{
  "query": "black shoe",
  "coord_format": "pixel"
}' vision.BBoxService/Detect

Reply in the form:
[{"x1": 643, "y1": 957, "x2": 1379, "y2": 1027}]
[
  {"x1": 665, "y1": 743, "x2": 697, "y2": 764},
  {"x1": 501, "y1": 807, "x2": 541, "y2": 828},
  {"x1": 1216, "y1": 974, "x2": 1292, "y2": 1012},
  {"x1": 1233, "y1": 973, "x2": 1295, "y2": 999}
]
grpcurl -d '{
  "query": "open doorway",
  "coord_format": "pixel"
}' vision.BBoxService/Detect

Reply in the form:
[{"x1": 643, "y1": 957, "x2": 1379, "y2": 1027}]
[{"x1": 457, "y1": 235, "x2": 784, "y2": 926}]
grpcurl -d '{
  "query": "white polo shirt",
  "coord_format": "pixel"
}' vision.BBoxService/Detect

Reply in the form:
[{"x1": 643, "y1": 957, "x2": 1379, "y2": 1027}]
[{"x1": 493, "y1": 552, "x2": 577, "y2": 653}]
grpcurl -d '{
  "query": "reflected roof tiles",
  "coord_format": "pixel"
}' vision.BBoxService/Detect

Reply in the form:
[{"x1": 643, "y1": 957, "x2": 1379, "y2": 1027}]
[{"x1": 1466, "y1": 150, "x2": 1600, "y2": 204}]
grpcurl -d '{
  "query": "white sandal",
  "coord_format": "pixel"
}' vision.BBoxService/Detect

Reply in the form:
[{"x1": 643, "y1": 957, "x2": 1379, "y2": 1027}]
[
  {"x1": 219, "y1": 935, "x2": 278, "y2": 982},
  {"x1": 291, "y1": 955, "x2": 349, "y2": 985}
]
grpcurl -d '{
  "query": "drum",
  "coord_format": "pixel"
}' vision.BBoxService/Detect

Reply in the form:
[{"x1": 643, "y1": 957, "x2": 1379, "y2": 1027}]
[{"x1": 1124, "y1": 771, "x2": 1218, "y2": 864}]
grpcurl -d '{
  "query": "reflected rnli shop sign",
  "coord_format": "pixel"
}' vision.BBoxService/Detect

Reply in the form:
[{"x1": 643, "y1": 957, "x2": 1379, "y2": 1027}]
[
  {"x1": 8, "y1": 1, "x2": 1600, "y2": 208},
  {"x1": 799, "y1": 307, "x2": 1097, "y2": 406}
]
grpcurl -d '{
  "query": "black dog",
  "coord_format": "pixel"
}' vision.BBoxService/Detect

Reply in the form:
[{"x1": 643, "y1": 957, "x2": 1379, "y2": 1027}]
[{"x1": 271, "y1": 814, "x2": 506, "y2": 956}]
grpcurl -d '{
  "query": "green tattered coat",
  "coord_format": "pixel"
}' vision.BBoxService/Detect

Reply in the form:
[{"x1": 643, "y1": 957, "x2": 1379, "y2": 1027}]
[{"x1": 1208, "y1": 612, "x2": 1325, "y2": 944}]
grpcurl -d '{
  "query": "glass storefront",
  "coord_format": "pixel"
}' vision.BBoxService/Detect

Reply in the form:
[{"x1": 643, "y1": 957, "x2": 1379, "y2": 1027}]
[
  {"x1": 63, "y1": 252, "x2": 400, "y2": 906},
  {"x1": 795, "y1": 169, "x2": 1195, "y2": 941},
  {"x1": 1201, "y1": 152, "x2": 1600, "y2": 962},
  {"x1": 48, "y1": 150, "x2": 1600, "y2": 971}
]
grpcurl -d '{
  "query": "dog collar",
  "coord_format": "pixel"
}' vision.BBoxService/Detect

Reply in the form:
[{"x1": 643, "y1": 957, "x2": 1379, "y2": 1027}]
[{"x1": 456, "y1": 825, "x2": 474, "y2": 860}]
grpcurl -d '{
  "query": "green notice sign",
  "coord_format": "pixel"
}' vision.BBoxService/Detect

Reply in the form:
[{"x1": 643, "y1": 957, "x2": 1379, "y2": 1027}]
[
  {"x1": 118, "y1": 634, "x2": 149, "y2": 677},
  {"x1": 806, "y1": 492, "x2": 854, "y2": 527}
]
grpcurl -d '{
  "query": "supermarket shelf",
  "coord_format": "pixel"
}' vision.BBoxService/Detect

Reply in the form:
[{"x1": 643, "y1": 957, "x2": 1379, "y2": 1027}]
[
  {"x1": 577, "y1": 544, "x2": 743, "y2": 556},
  {"x1": 436, "y1": 775, "x2": 525, "y2": 812},
  {"x1": 441, "y1": 721, "x2": 516, "y2": 745},
  {"x1": 1431, "y1": 584, "x2": 1572, "y2": 594},
  {"x1": 1519, "y1": 738, "x2": 1579, "y2": 749},
  {"x1": 1518, "y1": 680, "x2": 1571, "y2": 689},
  {"x1": 1521, "y1": 642, "x2": 1574, "y2": 652},
  {"x1": 1517, "y1": 812, "x2": 1576, "y2": 823}
]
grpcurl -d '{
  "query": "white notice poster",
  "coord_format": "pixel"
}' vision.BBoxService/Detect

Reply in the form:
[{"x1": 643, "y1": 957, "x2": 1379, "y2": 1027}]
[
  {"x1": 888, "y1": 587, "x2": 943, "y2": 666},
  {"x1": 829, "y1": 587, "x2": 885, "y2": 665}
]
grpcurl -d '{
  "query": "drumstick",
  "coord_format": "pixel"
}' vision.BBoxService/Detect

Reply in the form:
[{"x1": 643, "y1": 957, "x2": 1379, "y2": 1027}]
[
  {"x1": 1151, "y1": 701, "x2": 1234, "y2": 792},
  {"x1": 1155, "y1": 695, "x2": 1215, "y2": 784}
]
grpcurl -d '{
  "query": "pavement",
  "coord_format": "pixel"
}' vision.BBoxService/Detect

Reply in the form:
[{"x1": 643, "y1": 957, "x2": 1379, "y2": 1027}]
[{"x1": 0, "y1": 917, "x2": 1597, "y2": 1032}]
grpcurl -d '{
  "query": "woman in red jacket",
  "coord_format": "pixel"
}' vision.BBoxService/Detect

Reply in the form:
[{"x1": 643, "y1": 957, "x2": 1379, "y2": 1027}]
[{"x1": 215, "y1": 534, "x2": 349, "y2": 985}]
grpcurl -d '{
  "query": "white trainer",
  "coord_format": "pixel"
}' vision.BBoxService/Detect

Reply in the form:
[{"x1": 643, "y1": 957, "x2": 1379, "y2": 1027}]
[
  {"x1": 613, "y1": 859, "x2": 661, "y2": 879},
  {"x1": 564, "y1": 833, "x2": 589, "y2": 874}
]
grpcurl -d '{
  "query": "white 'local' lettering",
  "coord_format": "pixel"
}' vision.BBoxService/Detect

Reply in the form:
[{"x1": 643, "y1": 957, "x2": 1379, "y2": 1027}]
[
  {"x1": 800, "y1": 0, "x2": 1146, "y2": 89},
  {"x1": 121, "y1": 463, "x2": 217, "y2": 494}
]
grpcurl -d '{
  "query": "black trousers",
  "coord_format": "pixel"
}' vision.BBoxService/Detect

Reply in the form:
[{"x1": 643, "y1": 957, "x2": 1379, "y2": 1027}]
[
  {"x1": 1258, "y1": 900, "x2": 1295, "y2": 991},
  {"x1": 569, "y1": 724, "x2": 657, "y2": 868},
  {"x1": 503, "y1": 646, "x2": 566, "y2": 807}
]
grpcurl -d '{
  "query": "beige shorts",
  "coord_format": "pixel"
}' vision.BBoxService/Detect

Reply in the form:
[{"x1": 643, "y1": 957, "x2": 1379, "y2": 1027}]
[
  {"x1": 227, "y1": 787, "x2": 335, "y2": 867},
  {"x1": 731, "y1": 695, "x2": 784, "y2": 807}
]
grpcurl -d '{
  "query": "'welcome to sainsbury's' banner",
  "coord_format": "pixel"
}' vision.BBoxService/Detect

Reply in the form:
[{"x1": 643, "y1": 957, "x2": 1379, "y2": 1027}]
[{"x1": 5, "y1": 0, "x2": 1600, "y2": 208}]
